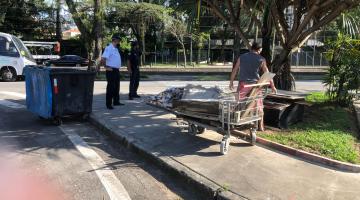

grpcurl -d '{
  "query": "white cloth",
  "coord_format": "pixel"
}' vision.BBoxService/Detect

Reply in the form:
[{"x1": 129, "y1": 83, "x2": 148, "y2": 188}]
[{"x1": 101, "y1": 44, "x2": 121, "y2": 68}]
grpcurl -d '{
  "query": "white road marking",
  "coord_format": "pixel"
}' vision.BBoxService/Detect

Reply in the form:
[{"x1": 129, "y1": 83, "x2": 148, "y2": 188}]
[
  {"x1": 0, "y1": 91, "x2": 26, "y2": 98},
  {"x1": 0, "y1": 99, "x2": 26, "y2": 109},
  {"x1": 2, "y1": 91, "x2": 132, "y2": 199},
  {"x1": 59, "y1": 126, "x2": 132, "y2": 200}
]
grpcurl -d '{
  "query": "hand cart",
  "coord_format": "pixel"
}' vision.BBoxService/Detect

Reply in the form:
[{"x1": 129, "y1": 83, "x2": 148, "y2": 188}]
[{"x1": 175, "y1": 83, "x2": 269, "y2": 155}]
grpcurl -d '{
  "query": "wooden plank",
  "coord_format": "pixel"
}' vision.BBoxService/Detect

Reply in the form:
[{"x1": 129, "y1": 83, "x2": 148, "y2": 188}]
[
  {"x1": 267, "y1": 94, "x2": 305, "y2": 100},
  {"x1": 241, "y1": 72, "x2": 275, "y2": 118}
]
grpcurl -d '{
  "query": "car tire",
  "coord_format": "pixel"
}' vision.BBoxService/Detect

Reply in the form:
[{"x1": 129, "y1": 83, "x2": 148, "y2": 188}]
[{"x1": 1, "y1": 67, "x2": 17, "y2": 82}]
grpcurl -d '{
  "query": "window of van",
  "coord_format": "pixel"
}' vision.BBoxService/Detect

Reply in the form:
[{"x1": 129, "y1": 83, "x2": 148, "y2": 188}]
[
  {"x1": 11, "y1": 36, "x2": 35, "y2": 61},
  {"x1": 0, "y1": 36, "x2": 20, "y2": 57}
]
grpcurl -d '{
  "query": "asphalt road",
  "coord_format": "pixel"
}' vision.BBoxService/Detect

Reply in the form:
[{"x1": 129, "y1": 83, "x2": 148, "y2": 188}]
[
  {"x1": 0, "y1": 82, "x2": 204, "y2": 200},
  {"x1": 0, "y1": 80, "x2": 325, "y2": 200}
]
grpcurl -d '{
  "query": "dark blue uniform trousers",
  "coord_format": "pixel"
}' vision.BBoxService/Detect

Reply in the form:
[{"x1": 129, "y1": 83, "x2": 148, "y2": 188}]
[
  {"x1": 106, "y1": 68, "x2": 120, "y2": 106},
  {"x1": 129, "y1": 69, "x2": 140, "y2": 97}
]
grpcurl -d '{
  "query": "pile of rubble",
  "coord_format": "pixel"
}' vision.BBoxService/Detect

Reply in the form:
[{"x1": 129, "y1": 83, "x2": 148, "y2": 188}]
[{"x1": 147, "y1": 84, "x2": 234, "y2": 108}]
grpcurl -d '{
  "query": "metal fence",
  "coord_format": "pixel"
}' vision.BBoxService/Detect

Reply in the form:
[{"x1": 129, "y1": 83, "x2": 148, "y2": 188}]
[
  {"x1": 290, "y1": 52, "x2": 329, "y2": 67},
  {"x1": 143, "y1": 49, "x2": 330, "y2": 67}
]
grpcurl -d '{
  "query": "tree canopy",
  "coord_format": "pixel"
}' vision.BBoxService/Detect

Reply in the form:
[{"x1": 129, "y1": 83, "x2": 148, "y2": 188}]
[{"x1": 0, "y1": 0, "x2": 57, "y2": 40}]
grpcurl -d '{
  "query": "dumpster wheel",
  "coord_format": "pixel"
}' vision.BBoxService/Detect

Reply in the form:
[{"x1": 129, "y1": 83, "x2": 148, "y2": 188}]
[
  {"x1": 82, "y1": 113, "x2": 90, "y2": 121},
  {"x1": 53, "y1": 117, "x2": 62, "y2": 126}
]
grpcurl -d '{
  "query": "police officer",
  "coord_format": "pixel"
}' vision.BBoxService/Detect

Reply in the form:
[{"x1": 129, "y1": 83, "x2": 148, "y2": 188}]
[
  {"x1": 101, "y1": 35, "x2": 124, "y2": 109},
  {"x1": 127, "y1": 41, "x2": 142, "y2": 100}
]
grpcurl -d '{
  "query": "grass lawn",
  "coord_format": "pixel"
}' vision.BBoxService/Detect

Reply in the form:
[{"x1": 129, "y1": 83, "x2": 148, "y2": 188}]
[{"x1": 258, "y1": 92, "x2": 360, "y2": 164}]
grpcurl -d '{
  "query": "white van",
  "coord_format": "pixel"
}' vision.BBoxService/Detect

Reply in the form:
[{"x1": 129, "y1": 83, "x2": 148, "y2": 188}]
[{"x1": 0, "y1": 32, "x2": 37, "y2": 81}]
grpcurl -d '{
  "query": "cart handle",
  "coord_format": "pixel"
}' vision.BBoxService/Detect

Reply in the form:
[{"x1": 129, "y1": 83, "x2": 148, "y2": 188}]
[{"x1": 243, "y1": 82, "x2": 270, "y2": 88}]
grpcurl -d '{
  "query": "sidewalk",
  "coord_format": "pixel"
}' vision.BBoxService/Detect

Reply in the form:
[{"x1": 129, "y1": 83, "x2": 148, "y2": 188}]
[{"x1": 90, "y1": 93, "x2": 360, "y2": 200}]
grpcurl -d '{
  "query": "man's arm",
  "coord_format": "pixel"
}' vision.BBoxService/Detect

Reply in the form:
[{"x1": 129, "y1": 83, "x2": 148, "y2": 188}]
[
  {"x1": 100, "y1": 47, "x2": 113, "y2": 71},
  {"x1": 100, "y1": 57, "x2": 106, "y2": 67},
  {"x1": 229, "y1": 58, "x2": 240, "y2": 90},
  {"x1": 260, "y1": 61, "x2": 277, "y2": 93}
]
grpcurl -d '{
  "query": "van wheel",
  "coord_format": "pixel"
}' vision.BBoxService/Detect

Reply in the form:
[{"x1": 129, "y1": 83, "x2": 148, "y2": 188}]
[{"x1": 1, "y1": 67, "x2": 17, "y2": 82}]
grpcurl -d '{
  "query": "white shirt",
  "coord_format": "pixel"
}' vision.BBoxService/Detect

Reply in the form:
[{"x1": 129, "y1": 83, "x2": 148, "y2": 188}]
[{"x1": 101, "y1": 44, "x2": 121, "y2": 68}]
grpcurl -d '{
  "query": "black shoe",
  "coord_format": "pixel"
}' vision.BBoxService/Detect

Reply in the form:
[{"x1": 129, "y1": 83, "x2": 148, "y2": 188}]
[
  {"x1": 114, "y1": 102, "x2": 125, "y2": 106},
  {"x1": 107, "y1": 106, "x2": 114, "y2": 110},
  {"x1": 129, "y1": 96, "x2": 134, "y2": 100},
  {"x1": 133, "y1": 95, "x2": 141, "y2": 98}
]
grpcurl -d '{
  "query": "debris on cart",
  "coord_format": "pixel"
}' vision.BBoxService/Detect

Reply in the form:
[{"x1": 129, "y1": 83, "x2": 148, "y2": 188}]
[
  {"x1": 147, "y1": 87, "x2": 184, "y2": 108},
  {"x1": 147, "y1": 84, "x2": 233, "y2": 109}
]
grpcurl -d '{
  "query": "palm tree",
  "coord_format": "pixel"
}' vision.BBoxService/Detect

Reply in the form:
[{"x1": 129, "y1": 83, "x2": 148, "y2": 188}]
[{"x1": 336, "y1": 8, "x2": 360, "y2": 38}]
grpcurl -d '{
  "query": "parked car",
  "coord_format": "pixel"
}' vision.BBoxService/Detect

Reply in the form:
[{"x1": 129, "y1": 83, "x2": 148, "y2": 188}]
[{"x1": 45, "y1": 55, "x2": 89, "y2": 67}]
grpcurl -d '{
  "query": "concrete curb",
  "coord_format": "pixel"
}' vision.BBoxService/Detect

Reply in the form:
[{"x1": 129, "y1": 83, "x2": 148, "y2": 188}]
[
  {"x1": 353, "y1": 101, "x2": 360, "y2": 135},
  {"x1": 89, "y1": 113, "x2": 248, "y2": 200},
  {"x1": 232, "y1": 130, "x2": 360, "y2": 173}
]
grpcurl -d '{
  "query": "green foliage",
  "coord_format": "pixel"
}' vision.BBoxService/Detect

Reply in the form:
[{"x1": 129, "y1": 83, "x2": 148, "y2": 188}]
[
  {"x1": 108, "y1": 2, "x2": 172, "y2": 26},
  {"x1": 192, "y1": 32, "x2": 210, "y2": 49},
  {"x1": 165, "y1": 18, "x2": 188, "y2": 41},
  {"x1": 259, "y1": 102, "x2": 360, "y2": 164},
  {"x1": 103, "y1": 30, "x2": 131, "y2": 52},
  {"x1": 327, "y1": 6, "x2": 360, "y2": 38},
  {"x1": 0, "y1": 0, "x2": 56, "y2": 40},
  {"x1": 305, "y1": 92, "x2": 330, "y2": 104},
  {"x1": 323, "y1": 34, "x2": 360, "y2": 106}
]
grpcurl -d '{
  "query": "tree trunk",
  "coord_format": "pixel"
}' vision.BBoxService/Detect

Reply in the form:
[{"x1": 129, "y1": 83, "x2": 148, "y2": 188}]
[
  {"x1": 260, "y1": 7, "x2": 272, "y2": 66},
  {"x1": 207, "y1": 36, "x2": 211, "y2": 64},
  {"x1": 140, "y1": 21, "x2": 146, "y2": 66},
  {"x1": 181, "y1": 42, "x2": 187, "y2": 67},
  {"x1": 80, "y1": 35, "x2": 91, "y2": 59},
  {"x1": 261, "y1": 28, "x2": 272, "y2": 66},
  {"x1": 271, "y1": 49, "x2": 295, "y2": 90},
  {"x1": 92, "y1": 0, "x2": 103, "y2": 62},
  {"x1": 233, "y1": 31, "x2": 241, "y2": 63},
  {"x1": 196, "y1": 47, "x2": 201, "y2": 64},
  {"x1": 190, "y1": 35, "x2": 193, "y2": 65},
  {"x1": 220, "y1": 26, "x2": 227, "y2": 64},
  {"x1": 55, "y1": 0, "x2": 62, "y2": 41}
]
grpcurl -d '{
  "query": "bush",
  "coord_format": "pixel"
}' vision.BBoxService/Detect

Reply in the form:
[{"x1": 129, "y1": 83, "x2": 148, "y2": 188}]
[{"x1": 324, "y1": 34, "x2": 360, "y2": 106}]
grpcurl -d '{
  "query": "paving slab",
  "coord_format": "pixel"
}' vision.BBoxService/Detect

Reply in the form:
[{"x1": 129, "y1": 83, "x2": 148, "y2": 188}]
[{"x1": 90, "y1": 91, "x2": 360, "y2": 200}]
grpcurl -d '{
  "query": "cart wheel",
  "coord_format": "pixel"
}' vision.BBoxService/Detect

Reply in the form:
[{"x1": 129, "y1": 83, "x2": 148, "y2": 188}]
[
  {"x1": 53, "y1": 117, "x2": 62, "y2": 126},
  {"x1": 250, "y1": 128, "x2": 257, "y2": 145},
  {"x1": 82, "y1": 114, "x2": 90, "y2": 121},
  {"x1": 188, "y1": 124, "x2": 197, "y2": 135},
  {"x1": 197, "y1": 127, "x2": 206, "y2": 134},
  {"x1": 220, "y1": 137, "x2": 230, "y2": 155}
]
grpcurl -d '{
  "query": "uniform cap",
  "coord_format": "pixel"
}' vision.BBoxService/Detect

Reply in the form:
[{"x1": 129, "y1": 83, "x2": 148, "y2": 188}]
[{"x1": 112, "y1": 34, "x2": 121, "y2": 40}]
